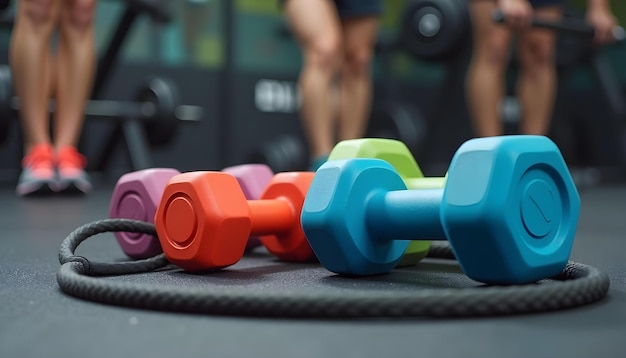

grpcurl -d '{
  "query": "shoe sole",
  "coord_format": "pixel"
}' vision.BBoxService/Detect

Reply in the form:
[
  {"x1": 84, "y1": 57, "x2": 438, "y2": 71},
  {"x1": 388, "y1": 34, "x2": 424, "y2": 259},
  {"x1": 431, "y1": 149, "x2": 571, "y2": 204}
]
[
  {"x1": 16, "y1": 181, "x2": 58, "y2": 197},
  {"x1": 58, "y1": 179, "x2": 92, "y2": 195}
]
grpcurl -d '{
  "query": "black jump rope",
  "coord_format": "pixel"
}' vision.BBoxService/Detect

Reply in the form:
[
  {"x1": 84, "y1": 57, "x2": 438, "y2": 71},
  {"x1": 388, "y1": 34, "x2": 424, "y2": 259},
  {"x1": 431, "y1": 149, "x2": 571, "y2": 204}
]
[{"x1": 57, "y1": 218, "x2": 610, "y2": 318}]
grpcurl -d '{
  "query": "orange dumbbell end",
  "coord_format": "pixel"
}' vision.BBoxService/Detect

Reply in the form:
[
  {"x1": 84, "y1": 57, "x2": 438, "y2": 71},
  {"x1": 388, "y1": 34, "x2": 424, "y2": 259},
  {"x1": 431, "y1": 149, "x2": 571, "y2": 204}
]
[
  {"x1": 256, "y1": 172, "x2": 317, "y2": 262},
  {"x1": 155, "y1": 171, "x2": 251, "y2": 271}
]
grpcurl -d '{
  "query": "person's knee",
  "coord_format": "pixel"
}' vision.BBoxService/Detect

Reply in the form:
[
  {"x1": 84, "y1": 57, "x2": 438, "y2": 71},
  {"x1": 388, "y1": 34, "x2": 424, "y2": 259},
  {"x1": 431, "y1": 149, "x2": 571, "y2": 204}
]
[
  {"x1": 519, "y1": 38, "x2": 555, "y2": 69},
  {"x1": 19, "y1": 0, "x2": 57, "y2": 29},
  {"x1": 343, "y1": 47, "x2": 373, "y2": 78},
  {"x1": 306, "y1": 36, "x2": 342, "y2": 74},
  {"x1": 476, "y1": 37, "x2": 510, "y2": 70},
  {"x1": 63, "y1": 0, "x2": 96, "y2": 31}
]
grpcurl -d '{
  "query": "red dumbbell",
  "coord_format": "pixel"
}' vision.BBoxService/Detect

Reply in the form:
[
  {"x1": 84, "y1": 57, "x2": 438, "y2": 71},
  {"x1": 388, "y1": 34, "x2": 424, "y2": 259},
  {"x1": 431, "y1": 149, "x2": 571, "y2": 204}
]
[
  {"x1": 109, "y1": 164, "x2": 274, "y2": 258},
  {"x1": 154, "y1": 171, "x2": 315, "y2": 271}
]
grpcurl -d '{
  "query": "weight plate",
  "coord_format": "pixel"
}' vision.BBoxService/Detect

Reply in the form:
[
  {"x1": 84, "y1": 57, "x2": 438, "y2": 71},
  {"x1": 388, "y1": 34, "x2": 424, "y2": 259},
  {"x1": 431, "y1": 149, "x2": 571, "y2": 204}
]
[
  {"x1": 135, "y1": 76, "x2": 180, "y2": 147},
  {"x1": 366, "y1": 101, "x2": 428, "y2": 155},
  {"x1": 400, "y1": 0, "x2": 471, "y2": 62},
  {"x1": 0, "y1": 65, "x2": 13, "y2": 146},
  {"x1": 253, "y1": 135, "x2": 307, "y2": 173}
]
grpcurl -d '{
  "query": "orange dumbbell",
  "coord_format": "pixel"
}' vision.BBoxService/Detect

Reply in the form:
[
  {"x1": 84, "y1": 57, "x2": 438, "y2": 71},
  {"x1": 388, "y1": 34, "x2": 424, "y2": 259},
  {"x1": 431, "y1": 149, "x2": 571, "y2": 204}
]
[{"x1": 154, "y1": 171, "x2": 316, "y2": 271}]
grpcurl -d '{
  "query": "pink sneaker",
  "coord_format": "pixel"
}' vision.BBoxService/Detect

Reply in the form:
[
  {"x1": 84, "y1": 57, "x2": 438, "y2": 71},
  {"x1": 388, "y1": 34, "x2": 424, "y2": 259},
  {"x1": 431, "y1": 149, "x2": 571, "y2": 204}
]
[
  {"x1": 16, "y1": 143, "x2": 57, "y2": 196},
  {"x1": 56, "y1": 146, "x2": 92, "y2": 194}
]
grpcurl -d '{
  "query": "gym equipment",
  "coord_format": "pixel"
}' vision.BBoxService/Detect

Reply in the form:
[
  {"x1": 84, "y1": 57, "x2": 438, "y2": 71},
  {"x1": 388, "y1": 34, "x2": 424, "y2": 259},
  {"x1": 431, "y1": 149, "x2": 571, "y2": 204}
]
[
  {"x1": 154, "y1": 170, "x2": 316, "y2": 271},
  {"x1": 492, "y1": 10, "x2": 626, "y2": 42},
  {"x1": 56, "y1": 218, "x2": 610, "y2": 317},
  {"x1": 399, "y1": 0, "x2": 471, "y2": 62},
  {"x1": 302, "y1": 135, "x2": 580, "y2": 285},
  {"x1": 109, "y1": 164, "x2": 274, "y2": 259},
  {"x1": 0, "y1": 65, "x2": 10, "y2": 145},
  {"x1": 0, "y1": 66, "x2": 204, "y2": 148},
  {"x1": 110, "y1": 168, "x2": 180, "y2": 258},
  {"x1": 249, "y1": 135, "x2": 308, "y2": 173},
  {"x1": 494, "y1": 8, "x2": 625, "y2": 69},
  {"x1": 365, "y1": 102, "x2": 427, "y2": 155},
  {"x1": 326, "y1": 138, "x2": 447, "y2": 266}
]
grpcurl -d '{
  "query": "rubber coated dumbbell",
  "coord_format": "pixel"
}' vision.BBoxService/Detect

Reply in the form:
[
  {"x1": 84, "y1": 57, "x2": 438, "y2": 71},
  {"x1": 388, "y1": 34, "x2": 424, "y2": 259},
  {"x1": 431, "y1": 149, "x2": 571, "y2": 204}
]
[
  {"x1": 327, "y1": 138, "x2": 447, "y2": 266},
  {"x1": 109, "y1": 164, "x2": 274, "y2": 259},
  {"x1": 154, "y1": 171, "x2": 316, "y2": 271},
  {"x1": 301, "y1": 135, "x2": 580, "y2": 285}
]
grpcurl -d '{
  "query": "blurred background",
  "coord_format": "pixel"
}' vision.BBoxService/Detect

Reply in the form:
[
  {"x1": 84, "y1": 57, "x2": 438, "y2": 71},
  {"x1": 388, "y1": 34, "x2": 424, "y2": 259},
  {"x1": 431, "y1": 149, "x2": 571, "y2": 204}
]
[{"x1": 0, "y1": 0, "x2": 625, "y2": 185}]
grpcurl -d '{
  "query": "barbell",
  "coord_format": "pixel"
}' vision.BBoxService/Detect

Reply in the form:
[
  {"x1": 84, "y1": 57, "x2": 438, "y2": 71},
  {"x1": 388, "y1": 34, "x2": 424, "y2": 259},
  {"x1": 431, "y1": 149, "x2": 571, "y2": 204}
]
[
  {"x1": 0, "y1": 65, "x2": 204, "y2": 147},
  {"x1": 492, "y1": 9, "x2": 626, "y2": 42}
]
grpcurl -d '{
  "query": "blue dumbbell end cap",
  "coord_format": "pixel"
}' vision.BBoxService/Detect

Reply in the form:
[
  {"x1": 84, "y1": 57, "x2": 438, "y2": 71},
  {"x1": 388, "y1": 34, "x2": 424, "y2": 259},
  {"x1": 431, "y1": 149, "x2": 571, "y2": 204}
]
[
  {"x1": 441, "y1": 135, "x2": 580, "y2": 285},
  {"x1": 301, "y1": 158, "x2": 410, "y2": 276}
]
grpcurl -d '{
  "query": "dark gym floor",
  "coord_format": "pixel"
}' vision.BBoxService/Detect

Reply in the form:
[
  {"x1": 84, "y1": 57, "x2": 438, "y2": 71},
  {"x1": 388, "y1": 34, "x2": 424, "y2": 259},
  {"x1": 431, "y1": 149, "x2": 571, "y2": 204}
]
[{"x1": 1, "y1": 179, "x2": 625, "y2": 358}]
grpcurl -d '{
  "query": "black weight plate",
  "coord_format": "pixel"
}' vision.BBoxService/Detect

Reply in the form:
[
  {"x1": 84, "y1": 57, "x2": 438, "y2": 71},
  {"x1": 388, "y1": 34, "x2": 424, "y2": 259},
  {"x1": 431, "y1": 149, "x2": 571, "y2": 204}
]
[
  {"x1": 0, "y1": 65, "x2": 13, "y2": 146},
  {"x1": 135, "y1": 77, "x2": 180, "y2": 147},
  {"x1": 253, "y1": 135, "x2": 307, "y2": 173},
  {"x1": 400, "y1": 0, "x2": 470, "y2": 62},
  {"x1": 366, "y1": 100, "x2": 428, "y2": 154}
]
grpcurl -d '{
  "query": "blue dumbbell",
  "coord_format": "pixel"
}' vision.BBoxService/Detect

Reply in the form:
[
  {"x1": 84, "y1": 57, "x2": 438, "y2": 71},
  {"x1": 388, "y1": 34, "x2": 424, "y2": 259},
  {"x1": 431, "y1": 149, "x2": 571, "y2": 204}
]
[{"x1": 301, "y1": 135, "x2": 580, "y2": 285}]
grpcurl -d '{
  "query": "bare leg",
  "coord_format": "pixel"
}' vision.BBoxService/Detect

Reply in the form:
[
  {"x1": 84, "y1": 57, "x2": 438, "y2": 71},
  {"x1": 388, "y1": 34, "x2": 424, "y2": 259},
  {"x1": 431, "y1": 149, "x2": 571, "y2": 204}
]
[
  {"x1": 53, "y1": 0, "x2": 97, "y2": 150},
  {"x1": 465, "y1": 0, "x2": 512, "y2": 137},
  {"x1": 516, "y1": 6, "x2": 561, "y2": 135},
  {"x1": 284, "y1": 0, "x2": 342, "y2": 159},
  {"x1": 10, "y1": 0, "x2": 60, "y2": 151},
  {"x1": 337, "y1": 15, "x2": 378, "y2": 141}
]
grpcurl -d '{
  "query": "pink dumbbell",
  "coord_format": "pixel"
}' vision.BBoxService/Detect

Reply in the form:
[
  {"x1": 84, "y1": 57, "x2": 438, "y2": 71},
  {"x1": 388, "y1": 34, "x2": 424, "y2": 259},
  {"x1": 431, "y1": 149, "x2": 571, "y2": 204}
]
[{"x1": 109, "y1": 164, "x2": 274, "y2": 258}]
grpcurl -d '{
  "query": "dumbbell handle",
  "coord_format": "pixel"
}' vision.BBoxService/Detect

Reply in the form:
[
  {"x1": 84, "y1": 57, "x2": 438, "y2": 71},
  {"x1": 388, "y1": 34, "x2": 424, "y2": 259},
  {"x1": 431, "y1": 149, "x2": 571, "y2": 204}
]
[
  {"x1": 367, "y1": 189, "x2": 447, "y2": 240},
  {"x1": 248, "y1": 199, "x2": 296, "y2": 235},
  {"x1": 492, "y1": 10, "x2": 626, "y2": 42},
  {"x1": 9, "y1": 97, "x2": 203, "y2": 122}
]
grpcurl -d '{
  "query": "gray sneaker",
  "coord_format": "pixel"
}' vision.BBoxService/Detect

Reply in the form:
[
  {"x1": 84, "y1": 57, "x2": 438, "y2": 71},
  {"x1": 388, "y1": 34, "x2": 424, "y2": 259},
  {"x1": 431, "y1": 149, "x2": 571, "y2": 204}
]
[
  {"x1": 16, "y1": 144, "x2": 58, "y2": 196},
  {"x1": 56, "y1": 146, "x2": 93, "y2": 195}
]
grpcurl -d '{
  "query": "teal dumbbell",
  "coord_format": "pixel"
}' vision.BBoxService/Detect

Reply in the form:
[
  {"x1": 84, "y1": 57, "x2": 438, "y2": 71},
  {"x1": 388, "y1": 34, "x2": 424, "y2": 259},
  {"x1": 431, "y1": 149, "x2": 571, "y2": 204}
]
[
  {"x1": 301, "y1": 135, "x2": 580, "y2": 285},
  {"x1": 326, "y1": 138, "x2": 446, "y2": 266}
]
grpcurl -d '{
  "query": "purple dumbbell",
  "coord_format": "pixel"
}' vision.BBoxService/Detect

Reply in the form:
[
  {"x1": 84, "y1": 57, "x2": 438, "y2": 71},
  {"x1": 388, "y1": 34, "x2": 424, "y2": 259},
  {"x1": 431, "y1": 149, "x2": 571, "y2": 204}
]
[
  {"x1": 221, "y1": 164, "x2": 275, "y2": 249},
  {"x1": 109, "y1": 164, "x2": 274, "y2": 258}
]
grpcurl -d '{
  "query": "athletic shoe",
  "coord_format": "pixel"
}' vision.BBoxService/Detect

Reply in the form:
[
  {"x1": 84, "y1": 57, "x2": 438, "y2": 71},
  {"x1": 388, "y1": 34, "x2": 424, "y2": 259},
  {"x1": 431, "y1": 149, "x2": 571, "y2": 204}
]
[
  {"x1": 55, "y1": 146, "x2": 93, "y2": 195},
  {"x1": 16, "y1": 143, "x2": 57, "y2": 196}
]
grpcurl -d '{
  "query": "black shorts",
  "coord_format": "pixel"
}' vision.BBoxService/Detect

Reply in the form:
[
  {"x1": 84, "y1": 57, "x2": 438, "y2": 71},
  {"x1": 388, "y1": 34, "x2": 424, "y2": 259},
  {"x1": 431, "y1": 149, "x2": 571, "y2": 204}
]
[
  {"x1": 528, "y1": 0, "x2": 564, "y2": 8},
  {"x1": 333, "y1": 0, "x2": 383, "y2": 18},
  {"x1": 280, "y1": 0, "x2": 383, "y2": 18}
]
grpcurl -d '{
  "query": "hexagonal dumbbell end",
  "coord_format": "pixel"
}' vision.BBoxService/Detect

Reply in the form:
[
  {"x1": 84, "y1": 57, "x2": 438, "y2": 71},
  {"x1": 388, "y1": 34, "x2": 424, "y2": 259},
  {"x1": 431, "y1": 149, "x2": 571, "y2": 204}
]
[
  {"x1": 329, "y1": 138, "x2": 424, "y2": 181},
  {"x1": 259, "y1": 172, "x2": 317, "y2": 262},
  {"x1": 222, "y1": 164, "x2": 274, "y2": 250},
  {"x1": 329, "y1": 138, "x2": 434, "y2": 266},
  {"x1": 155, "y1": 171, "x2": 251, "y2": 271},
  {"x1": 301, "y1": 159, "x2": 410, "y2": 275},
  {"x1": 441, "y1": 135, "x2": 581, "y2": 284},
  {"x1": 109, "y1": 168, "x2": 180, "y2": 258}
]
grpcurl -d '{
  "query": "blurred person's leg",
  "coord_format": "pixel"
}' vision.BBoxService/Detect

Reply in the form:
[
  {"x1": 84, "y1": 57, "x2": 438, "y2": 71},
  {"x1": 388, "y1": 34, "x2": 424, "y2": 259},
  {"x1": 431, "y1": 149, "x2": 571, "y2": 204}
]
[
  {"x1": 10, "y1": 0, "x2": 61, "y2": 195},
  {"x1": 53, "y1": 0, "x2": 97, "y2": 194},
  {"x1": 517, "y1": 2, "x2": 561, "y2": 135},
  {"x1": 283, "y1": 0, "x2": 343, "y2": 169},
  {"x1": 465, "y1": 0, "x2": 513, "y2": 137},
  {"x1": 336, "y1": 0, "x2": 380, "y2": 144}
]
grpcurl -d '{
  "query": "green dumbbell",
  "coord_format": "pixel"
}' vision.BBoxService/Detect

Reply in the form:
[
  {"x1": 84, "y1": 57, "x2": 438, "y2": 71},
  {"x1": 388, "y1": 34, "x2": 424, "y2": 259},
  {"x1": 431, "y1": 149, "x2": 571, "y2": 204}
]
[{"x1": 327, "y1": 138, "x2": 447, "y2": 266}]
